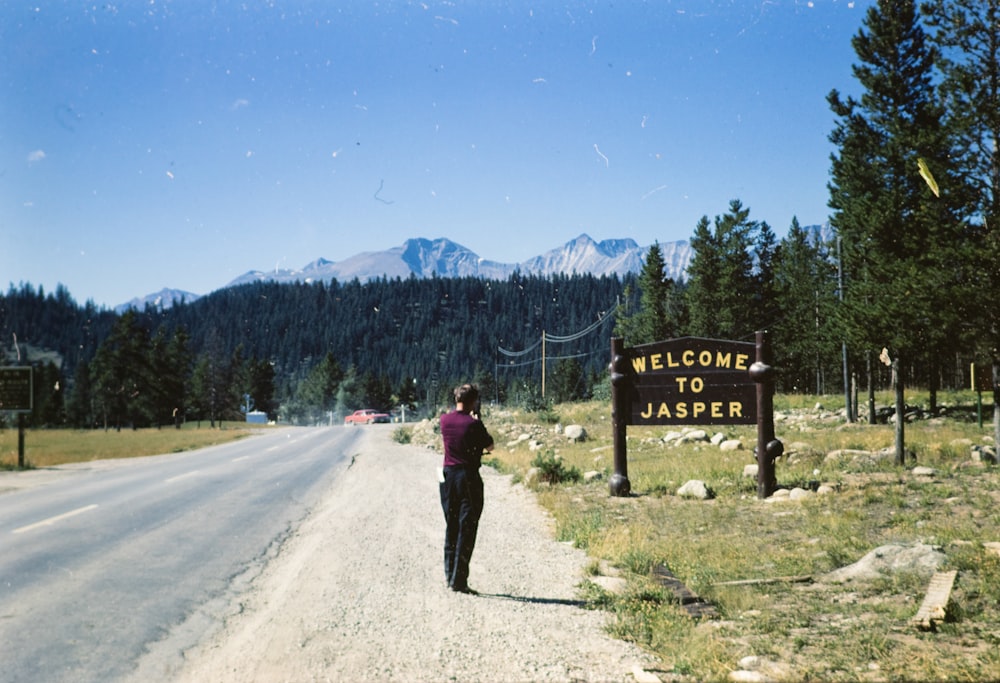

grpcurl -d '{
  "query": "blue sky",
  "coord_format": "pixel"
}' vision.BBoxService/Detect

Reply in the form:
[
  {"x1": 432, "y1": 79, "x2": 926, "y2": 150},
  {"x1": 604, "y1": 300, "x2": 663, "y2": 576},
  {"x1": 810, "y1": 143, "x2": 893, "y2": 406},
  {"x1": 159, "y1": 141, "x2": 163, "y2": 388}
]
[{"x1": 2, "y1": 0, "x2": 870, "y2": 308}]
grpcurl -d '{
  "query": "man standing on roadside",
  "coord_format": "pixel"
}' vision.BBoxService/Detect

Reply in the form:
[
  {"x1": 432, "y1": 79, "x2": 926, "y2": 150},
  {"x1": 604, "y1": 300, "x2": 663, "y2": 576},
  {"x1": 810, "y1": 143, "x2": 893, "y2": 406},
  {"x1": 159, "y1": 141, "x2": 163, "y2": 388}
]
[{"x1": 439, "y1": 383, "x2": 494, "y2": 594}]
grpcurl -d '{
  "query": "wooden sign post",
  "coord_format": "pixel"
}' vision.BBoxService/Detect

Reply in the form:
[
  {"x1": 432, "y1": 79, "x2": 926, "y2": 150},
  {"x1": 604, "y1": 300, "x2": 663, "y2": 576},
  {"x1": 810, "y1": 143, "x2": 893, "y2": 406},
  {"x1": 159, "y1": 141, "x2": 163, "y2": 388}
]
[
  {"x1": 971, "y1": 363, "x2": 994, "y2": 429},
  {"x1": 609, "y1": 332, "x2": 781, "y2": 499}
]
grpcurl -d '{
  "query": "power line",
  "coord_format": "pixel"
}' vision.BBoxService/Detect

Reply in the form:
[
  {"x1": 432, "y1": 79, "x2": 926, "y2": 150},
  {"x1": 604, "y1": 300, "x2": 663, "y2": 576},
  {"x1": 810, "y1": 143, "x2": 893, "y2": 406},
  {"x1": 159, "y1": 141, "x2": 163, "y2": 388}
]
[
  {"x1": 497, "y1": 338, "x2": 542, "y2": 358},
  {"x1": 495, "y1": 304, "x2": 618, "y2": 398},
  {"x1": 496, "y1": 304, "x2": 618, "y2": 358}
]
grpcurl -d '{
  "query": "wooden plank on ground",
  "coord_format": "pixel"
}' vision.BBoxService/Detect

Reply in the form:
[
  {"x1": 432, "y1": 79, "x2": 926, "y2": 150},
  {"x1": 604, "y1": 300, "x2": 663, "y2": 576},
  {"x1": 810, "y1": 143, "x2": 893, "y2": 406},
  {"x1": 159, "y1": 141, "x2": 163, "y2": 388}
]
[
  {"x1": 911, "y1": 570, "x2": 957, "y2": 631},
  {"x1": 713, "y1": 575, "x2": 813, "y2": 587},
  {"x1": 651, "y1": 564, "x2": 718, "y2": 620}
]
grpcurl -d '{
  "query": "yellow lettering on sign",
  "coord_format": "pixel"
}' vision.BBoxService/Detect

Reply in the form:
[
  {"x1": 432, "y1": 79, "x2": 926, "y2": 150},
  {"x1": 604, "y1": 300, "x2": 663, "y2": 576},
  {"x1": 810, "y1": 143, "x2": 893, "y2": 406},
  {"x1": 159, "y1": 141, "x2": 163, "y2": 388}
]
[
  {"x1": 674, "y1": 376, "x2": 708, "y2": 393},
  {"x1": 641, "y1": 402, "x2": 672, "y2": 419},
  {"x1": 639, "y1": 401, "x2": 746, "y2": 421},
  {"x1": 630, "y1": 347, "x2": 751, "y2": 374}
]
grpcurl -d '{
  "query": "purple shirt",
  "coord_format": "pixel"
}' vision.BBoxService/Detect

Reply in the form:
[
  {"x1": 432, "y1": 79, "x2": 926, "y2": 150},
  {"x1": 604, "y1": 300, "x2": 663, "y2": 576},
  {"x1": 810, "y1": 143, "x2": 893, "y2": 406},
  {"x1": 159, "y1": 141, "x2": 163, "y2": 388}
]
[{"x1": 440, "y1": 410, "x2": 494, "y2": 468}]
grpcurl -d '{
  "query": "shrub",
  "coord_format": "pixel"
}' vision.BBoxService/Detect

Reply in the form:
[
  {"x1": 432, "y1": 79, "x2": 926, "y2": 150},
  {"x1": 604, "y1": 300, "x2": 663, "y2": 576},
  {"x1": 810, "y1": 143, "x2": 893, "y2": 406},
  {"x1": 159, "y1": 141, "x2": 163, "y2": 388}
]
[
  {"x1": 391, "y1": 427, "x2": 412, "y2": 444},
  {"x1": 536, "y1": 409, "x2": 560, "y2": 424},
  {"x1": 531, "y1": 449, "x2": 581, "y2": 485}
]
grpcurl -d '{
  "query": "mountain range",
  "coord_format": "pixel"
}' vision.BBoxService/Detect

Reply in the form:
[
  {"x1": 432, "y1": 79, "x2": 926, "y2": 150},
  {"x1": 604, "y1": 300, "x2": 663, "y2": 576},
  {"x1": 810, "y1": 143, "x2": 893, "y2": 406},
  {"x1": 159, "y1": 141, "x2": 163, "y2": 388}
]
[
  {"x1": 118, "y1": 227, "x2": 830, "y2": 312},
  {"x1": 117, "y1": 234, "x2": 692, "y2": 312}
]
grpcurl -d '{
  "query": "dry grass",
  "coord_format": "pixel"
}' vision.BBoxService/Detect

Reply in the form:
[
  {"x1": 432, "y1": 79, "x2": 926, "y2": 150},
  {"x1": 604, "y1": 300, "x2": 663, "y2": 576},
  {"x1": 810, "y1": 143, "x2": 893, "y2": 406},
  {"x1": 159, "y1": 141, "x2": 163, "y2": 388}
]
[
  {"x1": 481, "y1": 393, "x2": 1000, "y2": 681},
  {"x1": 0, "y1": 422, "x2": 260, "y2": 468}
]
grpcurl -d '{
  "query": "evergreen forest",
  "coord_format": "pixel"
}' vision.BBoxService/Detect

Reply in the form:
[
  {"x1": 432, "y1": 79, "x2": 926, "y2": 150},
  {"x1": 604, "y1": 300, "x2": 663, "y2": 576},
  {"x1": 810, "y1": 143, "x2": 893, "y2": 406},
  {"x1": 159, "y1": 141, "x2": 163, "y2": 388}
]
[{"x1": 0, "y1": 274, "x2": 630, "y2": 428}]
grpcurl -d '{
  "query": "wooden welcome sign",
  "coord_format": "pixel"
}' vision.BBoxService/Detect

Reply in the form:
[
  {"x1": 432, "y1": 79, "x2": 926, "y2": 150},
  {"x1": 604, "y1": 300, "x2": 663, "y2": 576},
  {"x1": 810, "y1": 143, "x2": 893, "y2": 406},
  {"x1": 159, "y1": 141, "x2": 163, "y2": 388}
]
[{"x1": 609, "y1": 332, "x2": 781, "y2": 500}]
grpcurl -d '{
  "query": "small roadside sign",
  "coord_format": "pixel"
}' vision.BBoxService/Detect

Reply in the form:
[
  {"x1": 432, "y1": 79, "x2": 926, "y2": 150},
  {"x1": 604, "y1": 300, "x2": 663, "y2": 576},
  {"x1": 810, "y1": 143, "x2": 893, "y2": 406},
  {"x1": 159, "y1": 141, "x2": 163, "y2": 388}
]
[
  {"x1": 0, "y1": 367, "x2": 33, "y2": 469},
  {"x1": 0, "y1": 367, "x2": 33, "y2": 413}
]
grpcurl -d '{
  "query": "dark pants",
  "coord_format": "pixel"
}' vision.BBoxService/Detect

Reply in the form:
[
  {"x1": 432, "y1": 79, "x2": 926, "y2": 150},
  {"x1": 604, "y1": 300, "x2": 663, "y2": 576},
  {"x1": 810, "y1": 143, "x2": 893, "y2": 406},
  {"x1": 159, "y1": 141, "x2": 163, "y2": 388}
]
[{"x1": 439, "y1": 466, "x2": 484, "y2": 590}]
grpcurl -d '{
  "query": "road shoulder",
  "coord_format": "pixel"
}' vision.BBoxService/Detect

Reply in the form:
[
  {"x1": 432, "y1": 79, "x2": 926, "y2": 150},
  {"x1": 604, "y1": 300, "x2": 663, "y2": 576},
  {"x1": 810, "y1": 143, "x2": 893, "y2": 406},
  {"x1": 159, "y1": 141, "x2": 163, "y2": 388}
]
[{"x1": 163, "y1": 426, "x2": 656, "y2": 682}]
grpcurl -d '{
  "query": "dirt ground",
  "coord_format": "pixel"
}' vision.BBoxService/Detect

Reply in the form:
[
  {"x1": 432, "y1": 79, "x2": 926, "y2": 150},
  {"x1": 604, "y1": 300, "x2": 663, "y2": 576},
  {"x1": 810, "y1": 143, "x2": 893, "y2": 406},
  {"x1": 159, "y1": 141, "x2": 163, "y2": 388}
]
[{"x1": 141, "y1": 427, "x2": 659, "y2": 682}]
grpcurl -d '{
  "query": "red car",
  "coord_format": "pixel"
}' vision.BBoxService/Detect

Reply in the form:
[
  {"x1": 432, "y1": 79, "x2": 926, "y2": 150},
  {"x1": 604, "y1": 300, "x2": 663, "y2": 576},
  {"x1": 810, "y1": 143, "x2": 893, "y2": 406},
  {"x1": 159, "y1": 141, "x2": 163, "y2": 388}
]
[{"x1": 344, "y1": 409, "x2": 391, "y2": 425}]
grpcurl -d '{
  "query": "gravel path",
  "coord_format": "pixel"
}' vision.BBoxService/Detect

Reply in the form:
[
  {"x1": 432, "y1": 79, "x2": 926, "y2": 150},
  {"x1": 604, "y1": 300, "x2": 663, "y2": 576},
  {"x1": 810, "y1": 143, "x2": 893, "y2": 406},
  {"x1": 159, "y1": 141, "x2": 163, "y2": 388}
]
[{"x1": 164, "y1": 427, "x2": 657, "y2": 682}]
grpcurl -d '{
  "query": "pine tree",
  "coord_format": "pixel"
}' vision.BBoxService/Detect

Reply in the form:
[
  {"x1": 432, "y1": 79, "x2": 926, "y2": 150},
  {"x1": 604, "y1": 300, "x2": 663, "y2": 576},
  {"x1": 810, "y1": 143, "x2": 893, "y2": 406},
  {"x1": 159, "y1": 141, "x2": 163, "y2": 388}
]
[
  {"x1": 550, "y1": 357, "x2": 585, "y2": 403},
  {"x1": 685, "y1": 200, "x2": 764, "y2": 341},
  {"x1": 190, "y1": 330, "x2": 228, "y2": 428},
  {"x1": 31, "y1": 362, "x2": 65, "y2": 427},
  {"x1": 828, "y1": 0, "x2": 964, "y2": 455},
  {"x1": 614, "y1": 242, "x2": 678, "y2": 345},
  {"x1": 65, "y1": 361, "x2": 95, "y2": 428},
  {"x1": 364, "y1": 372, "x2": 394, "y2": 412},
  {"x1": 396, "y1": 376, "x2": 419, "y2": 414},
  {"x1": 90, "y1": 310, "x2": 154, "y2": 430},
  {"x1": 297, "y1": 352, "x2": 344, "y2": 421},
  {"x1": 149, "y1": 327, "x2": 190, "y2": 428},
  {"x1": 924, "y1": 0, "x2": 1000, "y2": 442},
  {"x1": 247, "y1": 356, "x2": 277, "y2": 420},
  {"x1": 771, "y1": 219, "x2": 839, "y2": 393},
  {"x1": 334, "y1": 366, "x2": 364, "y2": 418},
  {"x1": 226, "y1": 345, "x2": 249, "y2": 422}
]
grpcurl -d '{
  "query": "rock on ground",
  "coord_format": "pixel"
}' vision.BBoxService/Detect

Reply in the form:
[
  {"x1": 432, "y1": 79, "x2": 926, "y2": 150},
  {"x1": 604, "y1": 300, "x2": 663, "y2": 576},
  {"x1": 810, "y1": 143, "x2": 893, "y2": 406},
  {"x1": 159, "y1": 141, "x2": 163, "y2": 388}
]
[{"x1": 821, "y1": 543, "x2": 946, "y2": 584}]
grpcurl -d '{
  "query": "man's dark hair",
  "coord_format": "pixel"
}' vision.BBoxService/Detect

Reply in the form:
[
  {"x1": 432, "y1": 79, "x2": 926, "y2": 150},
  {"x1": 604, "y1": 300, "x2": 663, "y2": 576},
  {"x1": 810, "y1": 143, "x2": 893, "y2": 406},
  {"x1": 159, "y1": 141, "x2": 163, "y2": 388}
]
[{"x1": 454, "y1": 383, "x2": 479, "y2": 406}]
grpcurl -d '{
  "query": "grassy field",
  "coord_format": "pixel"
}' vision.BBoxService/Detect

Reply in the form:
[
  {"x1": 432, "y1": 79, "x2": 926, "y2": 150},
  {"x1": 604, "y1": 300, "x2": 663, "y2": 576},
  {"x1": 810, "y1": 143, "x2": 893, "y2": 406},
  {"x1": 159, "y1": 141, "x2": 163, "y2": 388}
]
[
  {"x1": 458, "y1": 392, "x2": 1000, "y2": 681},
  {"x1": 0, "y1": 422, "x2": 260, "y2": 469}
]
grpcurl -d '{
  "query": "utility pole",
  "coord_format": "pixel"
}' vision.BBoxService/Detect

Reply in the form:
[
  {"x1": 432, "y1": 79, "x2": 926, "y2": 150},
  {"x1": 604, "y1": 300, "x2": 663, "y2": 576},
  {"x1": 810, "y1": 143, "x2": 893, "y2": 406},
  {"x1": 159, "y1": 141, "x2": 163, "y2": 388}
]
[
  {"x1": 541, "y1": 331, "x2": 546, "y2": 399},
  {"x1": 838, "y1": 236, "x2": 854, "y2": 422}
]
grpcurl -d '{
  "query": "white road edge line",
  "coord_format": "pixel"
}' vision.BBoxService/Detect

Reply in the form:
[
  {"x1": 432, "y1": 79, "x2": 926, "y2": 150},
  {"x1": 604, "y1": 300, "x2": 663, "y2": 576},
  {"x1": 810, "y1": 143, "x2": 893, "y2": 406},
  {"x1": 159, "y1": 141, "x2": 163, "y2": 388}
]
[
  {"x1": 12, "y1": 504, "x2": 99, "y2": 535},
  {"x1": 165, "y1": 470, "x2": 201, "y2": 484}
]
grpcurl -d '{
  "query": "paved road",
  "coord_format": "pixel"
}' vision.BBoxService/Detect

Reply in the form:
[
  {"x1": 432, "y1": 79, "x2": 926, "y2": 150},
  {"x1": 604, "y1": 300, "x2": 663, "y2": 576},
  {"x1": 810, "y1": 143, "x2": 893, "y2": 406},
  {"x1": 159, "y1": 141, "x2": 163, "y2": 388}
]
[{"x1": 0, "y1": 426, "x2": 363, "y2": 683}]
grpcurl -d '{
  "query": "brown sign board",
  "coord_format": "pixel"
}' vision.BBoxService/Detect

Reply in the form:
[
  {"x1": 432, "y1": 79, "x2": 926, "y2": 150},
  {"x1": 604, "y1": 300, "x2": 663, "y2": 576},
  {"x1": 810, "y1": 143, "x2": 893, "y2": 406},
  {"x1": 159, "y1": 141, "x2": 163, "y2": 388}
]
[
  {"x1": 622, "y1": 337, "x2": 757, "y2": 426},
  {"x1": 0, "y1": 367, "x2": 33, "y2": 412}
]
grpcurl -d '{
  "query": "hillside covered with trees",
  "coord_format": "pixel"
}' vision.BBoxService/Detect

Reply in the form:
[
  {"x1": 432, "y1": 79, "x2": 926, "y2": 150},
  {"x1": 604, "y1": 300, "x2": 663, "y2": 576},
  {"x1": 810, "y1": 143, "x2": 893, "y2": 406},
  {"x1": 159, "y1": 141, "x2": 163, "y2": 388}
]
[{"x1": 1, "y1": 274, "x2": 630, "y2": 428}]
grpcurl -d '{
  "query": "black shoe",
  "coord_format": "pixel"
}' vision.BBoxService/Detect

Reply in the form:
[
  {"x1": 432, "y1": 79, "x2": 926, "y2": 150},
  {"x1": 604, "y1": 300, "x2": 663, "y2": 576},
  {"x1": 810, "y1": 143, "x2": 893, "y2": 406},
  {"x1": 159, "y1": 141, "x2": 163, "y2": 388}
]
[{"x1": 450, "y1": 585, "x2": 479, "y2": 595}]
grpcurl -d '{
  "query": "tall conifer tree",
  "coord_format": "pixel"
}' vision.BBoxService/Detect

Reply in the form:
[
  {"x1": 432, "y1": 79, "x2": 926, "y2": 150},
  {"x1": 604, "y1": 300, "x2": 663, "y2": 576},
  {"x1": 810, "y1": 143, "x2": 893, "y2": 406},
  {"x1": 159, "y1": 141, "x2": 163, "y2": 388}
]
[
  {"x1": 685, "y1": 200, "x2": 765, "y2": 341},
  {"x1": 828, "y1": 0, "x2": 964, "y2": 453},
  {"x1": 924, "y1": 0, "x2": 1000, "y2": 443},
  {"x1": 771, "y1": 219, "x2": 839, "y2": 393},
  {"x1": 614, "y1": 242, "x2": 678, "y2": 345}
]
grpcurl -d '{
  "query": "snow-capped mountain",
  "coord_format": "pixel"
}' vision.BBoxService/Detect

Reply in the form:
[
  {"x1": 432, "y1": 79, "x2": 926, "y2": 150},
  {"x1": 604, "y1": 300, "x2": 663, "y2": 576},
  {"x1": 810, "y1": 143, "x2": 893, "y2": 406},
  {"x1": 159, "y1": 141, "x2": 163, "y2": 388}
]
[
  {"x1": 520, "y1": 235, "x2": 695, "y2": 279},
  {"x1": 116, "y1": 287, "x2": 201, "y2": 314},
  {"x1": 224, "y1": 234, "x2": 692, "y2": 291}
]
